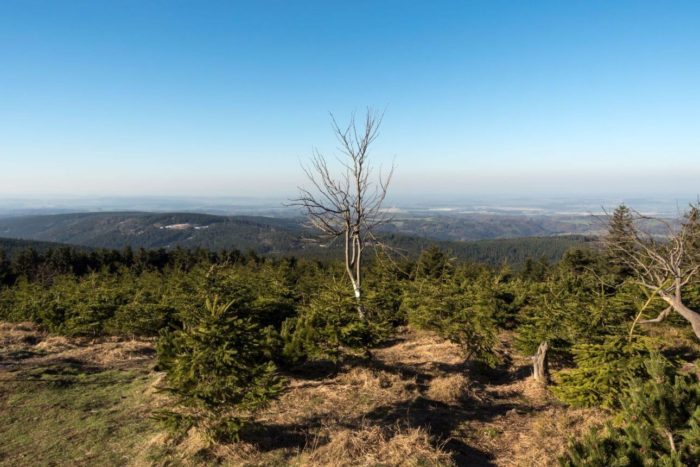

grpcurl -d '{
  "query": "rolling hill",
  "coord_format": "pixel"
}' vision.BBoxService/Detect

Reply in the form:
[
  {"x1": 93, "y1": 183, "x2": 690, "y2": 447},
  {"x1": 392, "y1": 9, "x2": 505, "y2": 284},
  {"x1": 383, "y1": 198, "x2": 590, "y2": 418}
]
[
  {"x1": 0, "y1": 212, "x2": 305, "y2": 253},
  {"x1": 0, "y1": 212, "x2": 594, "y2": 266}
]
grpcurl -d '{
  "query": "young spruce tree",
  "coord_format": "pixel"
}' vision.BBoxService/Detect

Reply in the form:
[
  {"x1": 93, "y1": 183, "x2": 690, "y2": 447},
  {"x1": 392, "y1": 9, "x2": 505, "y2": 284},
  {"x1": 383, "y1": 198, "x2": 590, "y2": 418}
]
[
  {"x1": 156, "y1": 296, "x2": 283, "y2": 441},
  {"x1": 561, "y1": 355, "x2": 700, "y2": 466},
  {"x1": 605, "y1": 204, "x2": 636, "y2": 279}
]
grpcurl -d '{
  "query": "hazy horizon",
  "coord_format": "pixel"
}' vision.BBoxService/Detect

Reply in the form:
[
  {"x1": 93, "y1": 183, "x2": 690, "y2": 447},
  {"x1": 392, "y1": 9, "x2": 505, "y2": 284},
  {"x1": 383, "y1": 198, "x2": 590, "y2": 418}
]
[{"x1": 0, "y1": 193, "x2": 697, "y2": 218}]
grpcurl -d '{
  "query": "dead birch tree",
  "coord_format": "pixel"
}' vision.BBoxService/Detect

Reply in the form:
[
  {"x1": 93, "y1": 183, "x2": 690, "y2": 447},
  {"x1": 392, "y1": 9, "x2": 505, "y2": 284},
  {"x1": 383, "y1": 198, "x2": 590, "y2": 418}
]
[
  {"x1": 292, "y1": 110, "x2": 394, "y2": 318},
  {"x1": 606, "y1": 204, "x2": 700, "y2": 339}
]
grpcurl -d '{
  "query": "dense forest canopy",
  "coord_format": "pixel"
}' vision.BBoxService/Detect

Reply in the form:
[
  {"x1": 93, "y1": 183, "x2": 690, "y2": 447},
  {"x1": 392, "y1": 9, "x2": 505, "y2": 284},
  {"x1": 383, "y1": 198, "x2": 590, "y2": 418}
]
[{"x1": 0, "y1": 233, "x2": 591, "y2": 270}]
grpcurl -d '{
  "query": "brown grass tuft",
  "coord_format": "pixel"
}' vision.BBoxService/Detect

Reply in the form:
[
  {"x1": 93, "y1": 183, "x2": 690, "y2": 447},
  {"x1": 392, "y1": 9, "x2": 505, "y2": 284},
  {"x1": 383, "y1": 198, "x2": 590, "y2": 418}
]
[
  {"x1": 0, "y1": 321, "x2": 45, "y2": 347},
  {"x1": 509, "y1": 407, "x2": 605, "y2": 467},
  {"x1": 375, "y1": 330, "x2": 464, "y2": 374},
  {"x1": 520, "y1": 377, "x2": 551, "y2": 405},
  {"x1": 0, "y1": 321, "x2": 36, "y2": 333},
  {"x1": 265, "y1": 366, "x2": 418, "y2": 427},
  {"x1": 34, "y1": 335, "x2": 74, "y2": 353},
  {"x1": 35, "y1": 337, "x2": 155, "y2": 370},
  {"x1": 426, "y1": 374, "x2": 471, "y2": 405},
  {"x1": 299, "y1": 422, "x2": 454, "y2": 467}
]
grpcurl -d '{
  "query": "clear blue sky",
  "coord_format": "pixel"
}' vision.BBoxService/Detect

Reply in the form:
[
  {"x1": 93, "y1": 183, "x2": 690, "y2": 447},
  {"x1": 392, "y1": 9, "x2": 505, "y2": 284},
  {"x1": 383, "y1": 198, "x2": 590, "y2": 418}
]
[{"x1": 1, "y1": 1, "x2": 699, "y2": 199}]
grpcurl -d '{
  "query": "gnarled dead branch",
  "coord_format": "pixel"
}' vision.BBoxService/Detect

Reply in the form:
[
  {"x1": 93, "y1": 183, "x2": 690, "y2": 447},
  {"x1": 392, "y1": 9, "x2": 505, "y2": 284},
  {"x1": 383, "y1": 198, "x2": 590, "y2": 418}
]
[{"x1": 605, "y1": 203, "x2": 700, "y2": 339}]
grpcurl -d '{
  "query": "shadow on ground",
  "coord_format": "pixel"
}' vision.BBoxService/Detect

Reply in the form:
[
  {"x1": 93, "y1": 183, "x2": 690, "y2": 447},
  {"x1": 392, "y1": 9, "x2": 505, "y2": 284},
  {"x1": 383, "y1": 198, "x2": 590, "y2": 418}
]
[{"x1": 247, "y1": 334, "x2": 535, "y2": 466}]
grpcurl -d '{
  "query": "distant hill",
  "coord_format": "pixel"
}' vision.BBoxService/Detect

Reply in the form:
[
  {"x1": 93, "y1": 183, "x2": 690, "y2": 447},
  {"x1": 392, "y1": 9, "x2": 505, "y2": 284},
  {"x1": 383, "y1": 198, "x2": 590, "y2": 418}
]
[
  {"x1": 0, "y1": 212, "x2": 593, "y2": 266},
  {"x1": 0, "y1": 212, "x2": 306, "y2": 254},
  {"x1": 383, "y1": 213, "x2": 601, "y2": 241}
]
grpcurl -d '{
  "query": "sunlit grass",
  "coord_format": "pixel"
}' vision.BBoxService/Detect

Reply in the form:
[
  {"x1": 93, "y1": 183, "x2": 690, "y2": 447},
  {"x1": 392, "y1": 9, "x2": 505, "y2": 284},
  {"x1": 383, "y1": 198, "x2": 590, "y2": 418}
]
[{"x1": 0, "y1": 366, "x2": 158, "y2": 466}]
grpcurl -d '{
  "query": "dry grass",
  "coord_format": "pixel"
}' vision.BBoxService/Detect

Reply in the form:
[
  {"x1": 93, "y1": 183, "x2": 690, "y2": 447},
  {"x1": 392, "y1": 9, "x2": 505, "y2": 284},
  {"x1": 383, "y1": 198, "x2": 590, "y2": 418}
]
[
  {"x1": 259, "y1": 366, "x2": 419, "y2": 428},
  {"x1": 1, "y1": 322, "x2": 606, "y2": 466},
  {"x1": 62, "y1": 338, "x2": 155, "y2": 368},
  {"x1": 34, "y1": 334, "x2": 74, "y2": 352},
  {"x1": 464, "y1": 370, "x2": 605, "y2": 466},
  {"x1": 0, "y1": 321, "x2": 155, "y2": 372},
  {"x1": 374, "y1": 329, "x2": 465, "y2": 372},
  {"x1": 197, "y1": 424, "x2": 455, "y2": 467},
  {"x1": 298, "y1": 423, "x2": 454, "y2": 467},
  {"x1": 426, "y1": 374, "x2": 471, "y2": 405},
  {"x1": 0, "y1": 321, "x2": 44, "y2": 348},
  {"x1": 508, "y1": 407, "x2": 605, "y2": 467}
]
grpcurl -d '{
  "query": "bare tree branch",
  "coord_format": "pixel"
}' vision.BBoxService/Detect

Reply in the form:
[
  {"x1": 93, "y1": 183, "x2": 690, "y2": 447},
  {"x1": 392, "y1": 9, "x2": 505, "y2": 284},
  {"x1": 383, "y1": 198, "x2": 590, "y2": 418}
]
[
  {"x1": 290, "y1": 109, "x2": 396, "y2": 318},
  {"x1": 605, "y1": 203, "x2": 700, "y2": 339},
  {"x1": 639, "y1": 306, "x2": 672, "y2": 324}
]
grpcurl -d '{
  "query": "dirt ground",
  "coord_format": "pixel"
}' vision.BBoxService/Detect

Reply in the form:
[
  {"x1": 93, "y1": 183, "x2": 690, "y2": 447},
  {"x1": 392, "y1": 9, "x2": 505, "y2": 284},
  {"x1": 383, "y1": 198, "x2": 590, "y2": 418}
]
[{"x1": 0, "y1": 322, "x2": 602, "y2": 466}]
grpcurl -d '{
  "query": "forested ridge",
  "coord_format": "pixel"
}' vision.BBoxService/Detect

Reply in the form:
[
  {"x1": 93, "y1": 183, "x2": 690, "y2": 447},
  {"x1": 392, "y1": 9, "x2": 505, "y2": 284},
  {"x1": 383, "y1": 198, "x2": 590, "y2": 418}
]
[{"x1": 0, "y1": 211, "x2": 592, "y2": 265}]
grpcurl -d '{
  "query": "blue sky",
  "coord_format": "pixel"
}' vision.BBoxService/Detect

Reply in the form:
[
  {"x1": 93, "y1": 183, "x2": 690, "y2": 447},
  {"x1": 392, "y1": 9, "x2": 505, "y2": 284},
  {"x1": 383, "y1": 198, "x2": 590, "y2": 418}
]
[{"x1": 1, "y1": 1, "x2": 699, "y2": 199}]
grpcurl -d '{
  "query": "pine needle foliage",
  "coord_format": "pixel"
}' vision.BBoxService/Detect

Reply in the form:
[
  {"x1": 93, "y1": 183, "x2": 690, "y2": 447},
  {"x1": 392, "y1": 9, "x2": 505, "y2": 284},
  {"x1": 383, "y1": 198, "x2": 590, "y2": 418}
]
[
  {"x1": 414, "y1": 245, "x2": 455, "y2": 281},
  {"x1": 402, "y1": 272, "x2": 499, "y2": 366},
  {"x1": 516, "y1": 269, "x2": 636, "y2": 359},
  {"x1": 156, "y1": 296, "x2": 283, "y2": 442},
  {"x1": 281, "y1": 278, "x2": 391, "y2": 363},
  {"x1": 561, "y1": 355, "x2": 700, "y2": 466},
  {"x1": 605, "y1": 204, "x2": 636, "y2": 279},
  {"x1": 551, "y1": 335, "x2": 659, "y2": 409}
]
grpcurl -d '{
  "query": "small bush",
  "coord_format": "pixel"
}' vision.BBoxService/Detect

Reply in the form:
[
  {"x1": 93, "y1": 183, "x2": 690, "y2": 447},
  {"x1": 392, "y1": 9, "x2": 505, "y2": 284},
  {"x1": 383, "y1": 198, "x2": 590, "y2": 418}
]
[
  {"x1": 282, "y1": 279, "x2": 389, "y2": 363},
  {"x1": 403, "y1": 277, "x2": 498, "y2": 366},
  {"x1": 156, "y1": 296, "x2": 283, "y2": 441},
  {"x1": 515, "y1": 271, "x2": 636, "y2": 359},
  {"x1": 108, "y1": 302, "x2": 177, "y2": 337}
]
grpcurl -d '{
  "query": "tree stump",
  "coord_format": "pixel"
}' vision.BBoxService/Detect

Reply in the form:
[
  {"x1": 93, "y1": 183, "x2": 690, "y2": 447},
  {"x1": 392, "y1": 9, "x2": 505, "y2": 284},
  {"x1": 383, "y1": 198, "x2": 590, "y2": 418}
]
[{"x1": 532, "y1": 341, "x2": 549, "y2": 385}]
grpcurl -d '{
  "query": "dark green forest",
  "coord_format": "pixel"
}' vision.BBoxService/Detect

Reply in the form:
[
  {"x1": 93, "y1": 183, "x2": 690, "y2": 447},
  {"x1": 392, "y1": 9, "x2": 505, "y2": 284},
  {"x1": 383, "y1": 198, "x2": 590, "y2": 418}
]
[
  {"x1": 0, "y1": 212, "x2": 591, "y2": 265},
  {"x1": 0, "y1": 232, "x2": 589, "y2": 271}
]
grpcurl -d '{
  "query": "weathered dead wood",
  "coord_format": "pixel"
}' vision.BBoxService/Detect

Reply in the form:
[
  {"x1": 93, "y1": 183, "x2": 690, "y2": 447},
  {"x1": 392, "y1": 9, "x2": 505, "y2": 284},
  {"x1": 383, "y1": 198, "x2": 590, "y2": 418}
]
[{"x1": 532, "y1": 341, "x2": 549, "y2": 385}]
